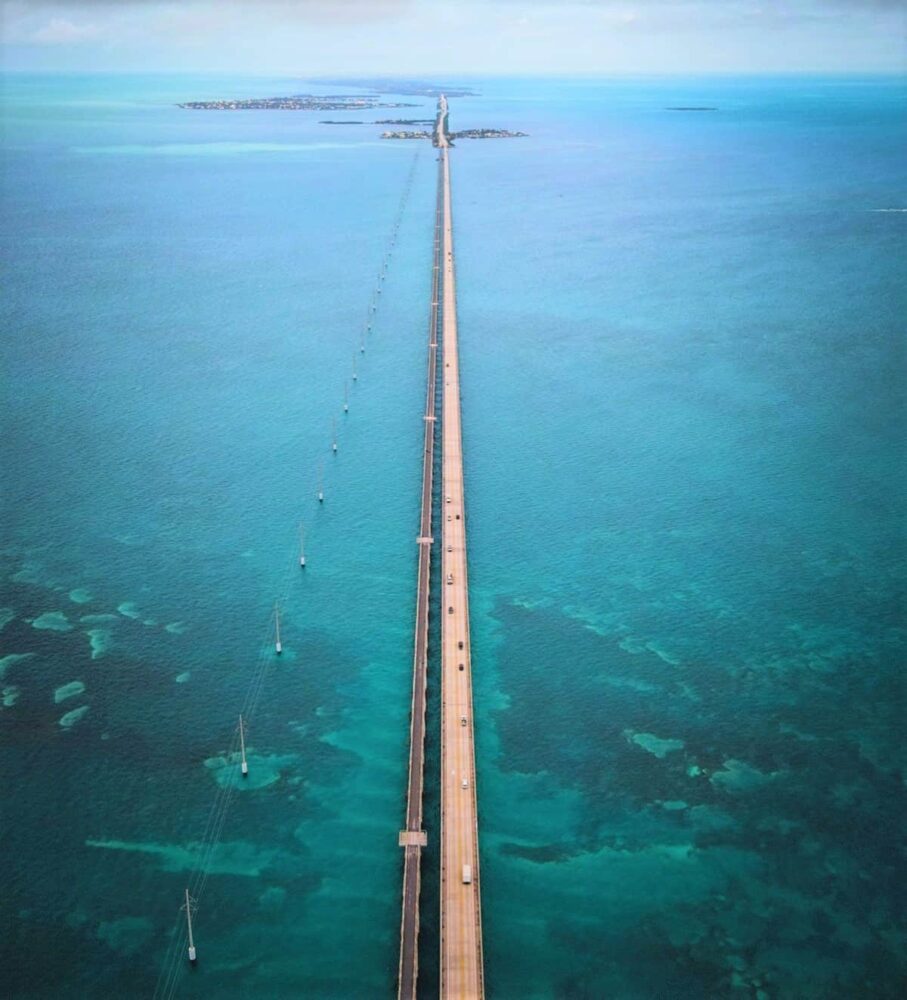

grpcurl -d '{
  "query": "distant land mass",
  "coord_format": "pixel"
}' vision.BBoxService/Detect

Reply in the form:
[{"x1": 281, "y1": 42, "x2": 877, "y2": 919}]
[
  {"x1": 450, "y1": 129, "x2": 528, "y2": 139},
  {"x1": 306, "y1": 78, "x2": 477, "y2": 98},
  {"x1": 177, "y1": 86, "x2": 525, "y2": 140},
  {"x1": 381, "y1": 130, "x2": 431, "y2": 140},
  {"x1": 319, "y1": 119, "x2": 437, "y2": 126},
  {"x1": 179, "y1": 95, "x2": 418, "y2": 111},
  {"x1": 666, "y1": 106, "x2": 718, "y2": 111},
  {"x1": 381, "y1": 128, "x2": 528, "y2": 141}
]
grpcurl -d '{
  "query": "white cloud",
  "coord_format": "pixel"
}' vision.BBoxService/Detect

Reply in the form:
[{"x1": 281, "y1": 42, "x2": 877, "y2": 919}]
[
  {"x1": 28, "y1": 17, "x2": 101, "y2": 44},
  {"x1": 0, "y1": 0, "x2": 902, "y2": 71}
]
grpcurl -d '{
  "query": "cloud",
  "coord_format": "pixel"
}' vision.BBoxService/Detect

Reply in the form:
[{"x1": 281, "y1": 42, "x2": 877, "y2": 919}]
[
  {"x1": 0, "y1": 0, "x2": 416, "y2": 54},
  {"x1": 8, "y1": 0, "x2": 413, "y2": 14},
  {"x1": 24, "y1": 16, "x2": 102, "y2": 44},
  {"x1": 475, "y1": 0, "x2": 907, "y2": 15},
  {"x1": 269, "y1": 0, "x2": 414, "y2": 25},
  {"x1": 488, "y1": 0, "x2": 905, "y2": 5},
  {"x1": 1, "y1": 0, "x2": 901, "y2": 71},
  {"x1": 484, "y1": 0, "x2": 906, "y2": 31}
]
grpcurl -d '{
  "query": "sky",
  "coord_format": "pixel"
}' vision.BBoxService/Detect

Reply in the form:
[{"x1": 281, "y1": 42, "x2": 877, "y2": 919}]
[{"x1": 0, "y1": 0, "x2": 904, "y2": 75}]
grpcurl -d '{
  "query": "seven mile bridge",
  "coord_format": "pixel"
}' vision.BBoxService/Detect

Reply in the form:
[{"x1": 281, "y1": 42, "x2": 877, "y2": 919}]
[
  {"x1": 397, "y1": 95, "x2": 485, "y2": 1000},
  {"x1": 437, "y1": 98, "x2": 485, "y2": 1000}
]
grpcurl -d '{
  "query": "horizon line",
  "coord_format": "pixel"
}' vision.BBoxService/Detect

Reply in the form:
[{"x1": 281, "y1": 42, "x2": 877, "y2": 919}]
[{"x1": 2, "y1": 68, "x2": 904, "y2": 79}]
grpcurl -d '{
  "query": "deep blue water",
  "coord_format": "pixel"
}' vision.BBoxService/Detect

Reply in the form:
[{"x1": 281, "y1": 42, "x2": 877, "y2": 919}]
[{"x1": 1, "y1": 73, "x2": 905, "y2": 998}]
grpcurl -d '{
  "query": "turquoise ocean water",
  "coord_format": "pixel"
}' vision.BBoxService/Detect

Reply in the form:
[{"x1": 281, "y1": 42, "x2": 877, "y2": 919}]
[{"x1": 1, "y1": 74, "x2": 905, "y2": 998}]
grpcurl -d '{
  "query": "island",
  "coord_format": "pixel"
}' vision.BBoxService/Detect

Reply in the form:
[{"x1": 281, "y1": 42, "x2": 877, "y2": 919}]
[
  {"x1": 449, "y1": 129, "x2": 528, "y2": 139},
  {"x1": 381, "y1": 128, "x2": 527, "y2": 141},
  {"x1": 179, "y1": 95, "x2": 419, "y2": 111},
  {"x1": 381, "y1": 131, "x2": 432, "y2": 140},
  {"x1": 177, "y1": 86, "x2": 527, "y2": 141}
]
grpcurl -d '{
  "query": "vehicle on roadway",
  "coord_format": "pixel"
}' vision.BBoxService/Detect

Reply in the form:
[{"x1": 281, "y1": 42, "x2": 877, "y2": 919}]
[
  {"x1": 460, "y1": 716, "x2": 467, "y2": 726},
  {"x1": 462, "y1": 864, "x2": 472, "y2": 884},
  {"x1": 447, "y1": 573, "x2": 453, "y2": 585}
]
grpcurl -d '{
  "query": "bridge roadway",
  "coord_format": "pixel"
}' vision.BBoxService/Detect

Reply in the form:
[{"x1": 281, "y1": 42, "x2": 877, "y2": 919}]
[
  {"x1": 396, "y1": 153, "x2": 444, "y2": 1000},
  {"x1": 438, "y1": 124, "x2": 485, "y2": 998}
]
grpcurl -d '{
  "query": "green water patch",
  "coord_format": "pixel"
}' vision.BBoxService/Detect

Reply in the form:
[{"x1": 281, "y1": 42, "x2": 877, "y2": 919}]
[
  {"x1": 687, "y1": 804, "x2": 737, "y2": 834},
  {"x1": 68, "y1": 588, "x2": 93, "y2": 605},
  {"x1": 32, "y1": 611, "x2": 73, "y2": 632},
  {"x1": 85, "y1": 629, "x2": 112, "y2": 660},
  {"x1": 58, "y1": 705, "x2": 89, "y2": 729},
  {"x1": 204, "y1": 751, "x2": 298, "y2": 791},
  {"x1": 709, "y1": 758, "x2": 774, "y2": 793},
  {"x1": 499, "y1": 841, "x2": 583, "y2": 864},
  {"x1": 0, "y1": 607, "x2": 15, "y2": 631},
  {"x1": 483, "y1": 594, "x2": 907, "y2": 993},
  {"x1": 618, "y1": 635, "x2": 649, "y2": 655},
  {"x1": 490, "y1": 600, "x2": 691, "y2": 811},
  {"x1": 65, "y1": 909, "x2": 88, "y2": 929},
  {"x1": 646, "y1": 640, "x2": 683, "y2": 666},
  {"x1": 79, "y1": 614, "x2": 119, "y2": 624},
  {"x1": 96, "y1": 916, "x2": 153, "y2": 956},
  {"x1": 175, "y1": 671, "x2": 191, "y2": 684},
  {"x1": 165, "y1": 621, "x2": 188, "y2": 634},
  {"x1": 2, "y1": 685, "x2": 21, "y2": 707},
  {"x1": 85, "y1": 838, "x2": 300, "y2": 877},
  {"x1": 54, "y1": 680, "x2": 86, "y2": 704},
  {"x1": 0, "y1": 652, "x2": 35, "y2": 680},
  {"x1": 258, "y1": 886, "x2": 287, "y2": 912},
  {"x1": 9, "y1": 562, "x2": 42, "y2": 585},
  {"x1": 523, "y1": 842, "x2": 767, "y2": 997},
  {"x1": 511, "y1": 595, "x2": 552, "y2": 612},
  {"x1": 603, "y1": 673, "x2": 660, "y2": 694},
  {"x1": 116, "y1": 602, "x2": 142, "y2": 620},
  {"x1": 778, "y1": 722, "x2": 822, "y2": 743},
  {"x1": 628, "y1": 731, "x2": 686, "y2": 759}
]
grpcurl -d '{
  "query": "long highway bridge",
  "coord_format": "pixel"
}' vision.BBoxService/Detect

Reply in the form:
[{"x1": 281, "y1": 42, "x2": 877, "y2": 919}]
[
  {"x1": 397, "y1": 95, "x2": 485, "y2": 1000},
  {"x1": 437, "y1": 98, "x2": 485, "y2": 1000}
]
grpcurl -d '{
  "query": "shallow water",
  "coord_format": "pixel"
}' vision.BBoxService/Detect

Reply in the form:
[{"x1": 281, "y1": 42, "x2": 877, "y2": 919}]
[{"x1": 1, "y1": 73, "x2": 905, "y2": 998}]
